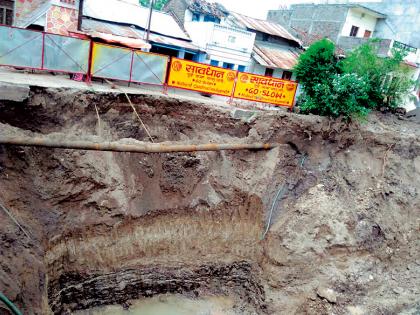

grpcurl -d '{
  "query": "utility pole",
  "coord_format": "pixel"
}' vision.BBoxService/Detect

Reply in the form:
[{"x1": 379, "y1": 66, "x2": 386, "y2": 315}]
[
  {"x1": 145, "y1": 0, "x2": 154, "y2": 43},
  {"x1": 77, "y1": 0, "x2": 84, "y2": 31}
]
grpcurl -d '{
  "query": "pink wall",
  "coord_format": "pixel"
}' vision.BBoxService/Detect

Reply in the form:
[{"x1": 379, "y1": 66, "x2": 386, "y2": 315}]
[{"x1": 46, "y1": 5, "x2": 78, "y2": 35}]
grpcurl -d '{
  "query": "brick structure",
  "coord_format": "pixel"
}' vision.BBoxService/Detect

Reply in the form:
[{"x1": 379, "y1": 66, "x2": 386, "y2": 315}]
[
  {"x1": 46, "y1": 4, "x2": 77, "y2": 35},
  {"x1": 268, "y1": 4, "x2": 351, "y2": 46}
]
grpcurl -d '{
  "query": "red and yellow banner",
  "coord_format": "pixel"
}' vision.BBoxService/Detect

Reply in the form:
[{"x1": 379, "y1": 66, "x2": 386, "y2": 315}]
[
  {"x1": 168, "y1": 58, "x2": 237, "y2": 96},
  {"x1": 233, "y1": 73, "x2": 298, "y2": 107}
]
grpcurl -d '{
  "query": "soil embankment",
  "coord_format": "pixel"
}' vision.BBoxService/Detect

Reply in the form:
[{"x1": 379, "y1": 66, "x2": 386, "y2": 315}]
[{"x1": 0, "y1": 86, "x2": 419, "y2": 314}]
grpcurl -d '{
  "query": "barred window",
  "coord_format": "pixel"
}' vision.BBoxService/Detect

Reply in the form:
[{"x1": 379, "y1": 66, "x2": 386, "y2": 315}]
[{"x1": 0, "y1": 7, "x2": 13, "y2": 25}]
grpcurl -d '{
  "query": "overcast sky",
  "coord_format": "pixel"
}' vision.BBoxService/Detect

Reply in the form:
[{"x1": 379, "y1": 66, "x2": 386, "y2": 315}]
[
  {"x1": 213, "y1": 0, "x2": 381, "y2": 19},
  {"x1": 214, "y1": 0, "x2": 320, "y2": 19}
]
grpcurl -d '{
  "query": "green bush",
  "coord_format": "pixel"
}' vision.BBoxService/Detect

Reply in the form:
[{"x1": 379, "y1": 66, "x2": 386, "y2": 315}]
[
  {"x1": 294, "y1": 39, "x2": 415, "y2": 119},
  {"x1": 300, "y1": 73, "x2": 370, "y2": 118},
  {"x1": 139, "y1": 0, "x2": 169, "y2": 10},
  {"x1": 340, "y1": 42, "x2": 414, "y2": 109},
  {"x1": 294, "y1": 39, "x2": 340, "y2": 98}
]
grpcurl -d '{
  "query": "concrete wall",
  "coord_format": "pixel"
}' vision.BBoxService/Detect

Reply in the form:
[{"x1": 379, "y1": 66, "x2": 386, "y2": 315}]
[
  {"x1": 268, "y1": 4, "x2": 350, "y2": 44},
  {"x1": 163, "y1": 0, "x2": 188, "y2": 28},
  {"x1": 337, "y1": 36, "x2": 392, "y2": 55},
  {"x1": 360, "y1": 0, "x2": 420, "y2": 48},
  {"x1": 341, "y1": 7, "x2": 378, "y2": 37}
]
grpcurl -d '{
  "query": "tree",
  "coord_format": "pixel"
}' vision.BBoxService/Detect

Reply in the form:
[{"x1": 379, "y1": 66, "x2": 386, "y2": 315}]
[
  {"x1": 294, "y1": 39, "x2": 341, "y2": 99},
  {"x1": 139, "y1": 0, "x2": 169, "y2": 10},
  {"x1": 294, "y1": 39, "x2": 415, "y2": 119},
  {"x1": 340, "y1": 41, "x2": 414, "y2": 109}
]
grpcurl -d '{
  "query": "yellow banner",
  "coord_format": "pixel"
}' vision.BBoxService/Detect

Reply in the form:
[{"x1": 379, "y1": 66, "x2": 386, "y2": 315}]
[
  {"x1": 168, "y1": 58, "x2": 237, "y2": 96},
  {"x1": 234, "y1": 73, "x2": 298, "y2": 107}
]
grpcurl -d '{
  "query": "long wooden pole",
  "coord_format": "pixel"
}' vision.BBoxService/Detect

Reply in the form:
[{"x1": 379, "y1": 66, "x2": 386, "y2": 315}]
[{"x1": 0, "y1": 136, "x2": 275, "y2": 153}]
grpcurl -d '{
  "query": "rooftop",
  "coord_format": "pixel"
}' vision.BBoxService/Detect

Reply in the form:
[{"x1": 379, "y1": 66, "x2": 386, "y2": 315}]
[
  {"x1": 84, "y1": 0, "x2": 190, "y2": 40},
  {"x1": 82, "y1": 19, "x2": 199, "y2": 51},
  {"x1": 252, "y1": 41, "x2": 302, "y2": 70},
  {"x1": 229, "y1": 12, "x2": 301, "y2": 46}
]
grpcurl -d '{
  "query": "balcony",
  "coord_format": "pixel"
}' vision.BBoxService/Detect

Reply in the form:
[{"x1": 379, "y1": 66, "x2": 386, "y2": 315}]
[
  {"x1": 337, "y1": 36, "x2": 392, "y2": 56},
  {"x1": 185, "y1": 21, "x2": 256, "y2": 59},
  {"x1": 337, "y1": 37, "x2": 420, "y2": 64}
]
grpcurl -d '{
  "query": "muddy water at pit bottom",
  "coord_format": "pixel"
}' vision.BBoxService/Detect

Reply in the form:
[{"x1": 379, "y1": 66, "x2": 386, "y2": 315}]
[{"x1": 73, "y1": 295, "x2": 239, "y2": 315}]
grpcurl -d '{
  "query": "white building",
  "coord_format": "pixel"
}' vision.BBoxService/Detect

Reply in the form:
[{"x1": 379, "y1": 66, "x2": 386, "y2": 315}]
[{"x1": 165, "y1": 0, "x2": 255, "y2": 70}]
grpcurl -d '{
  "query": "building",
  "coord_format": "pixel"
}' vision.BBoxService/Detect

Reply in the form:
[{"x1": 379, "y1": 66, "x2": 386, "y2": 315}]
[
  {"x1": 227, "y1": 12, "x2": 302, "y2": 80},
  {"x1": 12, "y1": 0, "x2": 200, "y2": 58},
  {"x1": 360, "y1": 0, "x2": 419, "y2": 50},
  {"x1": 14, "y1": 0, "x2": 78, "y2": 33},
  {"x1": 268, "y1": 1, "x2": 420, "y2": 107},
  {"x1": 268, "y1": 4, "x2": 386, "y2": 48},
  {"x1": 267, "y1": 2, "x2": 420, "y2": 63},
  {"x1": 164, "y1": 0, "x2": 256, "y2": 70},
  {"x1": 82, "y1": 0, "x2": 200, "y2": 58},
  {"x1": 0, "y1": 0, "x2": 14, "y2": 25},
  {"x1": 164, "y1": 0, "x2": 302, "y2": 79}
]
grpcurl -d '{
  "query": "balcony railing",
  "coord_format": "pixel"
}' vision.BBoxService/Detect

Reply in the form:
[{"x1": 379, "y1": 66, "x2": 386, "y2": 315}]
[{"x1": 337, "y1": 36, "x2": 392, "y2": 56}]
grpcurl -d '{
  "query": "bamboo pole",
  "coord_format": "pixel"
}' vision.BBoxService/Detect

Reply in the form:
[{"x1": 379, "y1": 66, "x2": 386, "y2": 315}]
[{"x1": 0, "y1": 136, "x2": 275, "y2": 153}]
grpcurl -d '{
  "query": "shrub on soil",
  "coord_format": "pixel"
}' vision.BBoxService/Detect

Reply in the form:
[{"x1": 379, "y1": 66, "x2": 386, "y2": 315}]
[{"x1": 294, "y1": 39, "x2": 415, "y2": 119}]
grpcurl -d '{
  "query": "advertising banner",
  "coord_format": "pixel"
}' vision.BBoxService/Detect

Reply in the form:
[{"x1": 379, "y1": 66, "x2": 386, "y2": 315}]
[
  {"x1": 168, "y1": 58, "x2": 237, "y2": 96},
  {"x1": 234, "y1": 72, "x2": 298, "y2": 107}
]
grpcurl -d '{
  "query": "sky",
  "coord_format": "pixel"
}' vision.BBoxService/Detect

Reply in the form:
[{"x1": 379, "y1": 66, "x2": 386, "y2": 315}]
[
  {"x1": 214, "y1": 0, "x2": 321, "y2": 19},
  {"x1": 213, "y1": 0, "x2": 381, "y2": 19}
]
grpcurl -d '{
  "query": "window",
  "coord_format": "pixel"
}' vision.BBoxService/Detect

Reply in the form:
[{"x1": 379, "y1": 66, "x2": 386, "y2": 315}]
[
  {"x1": 204, "y1": 15, "x2": 220, "y2": 24},
  {"x1": 0, "y1": 6, "x2": 13, "y2": 26},
  {"x1": 223, "y1": 62, "x2": 234, "y2": 69},
  {"x1": 349, "y1": 25, "x2": 359, "y2": 37},
  {"x1": 210, "y1": 59, "x2": 219, "y2": 66},
  {"x1": 262, "y1": 33, "x2": 269, "y2": 42},
  {"x1": 364, "y1": 30, "x2": 372, "y2": 38},
  {"x1": 192, "y1": 13, "x2": 200, "y2": 21},
  {"x1": 282, "y1": 71, "x2": 293, "y2": 80},
  {"x1": 228, "y1": 36, "x2": 236, "y2": 43},
  {"x1": 238, "y1": 65, "x2": 246, "y2": 72},
  {"x1": 265, "y1": 68, "x2": 274, "y2": 77}
]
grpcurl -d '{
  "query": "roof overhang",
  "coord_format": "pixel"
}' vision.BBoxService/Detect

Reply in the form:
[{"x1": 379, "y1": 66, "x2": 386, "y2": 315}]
[
  {"x1": 89, "y1": 31, "x2": 151, "y2": 49},
  {"x1": 351, "y1": 5, "x2": 387, "y2": 19},
  {"x1": 252, "y1": 42, "x2": 301, "y2": 70}
]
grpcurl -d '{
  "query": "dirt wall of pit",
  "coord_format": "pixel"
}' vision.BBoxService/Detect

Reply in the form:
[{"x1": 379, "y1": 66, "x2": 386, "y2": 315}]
[{"x1": 0, "y1": 87, "x2": 419, "y2": 315}]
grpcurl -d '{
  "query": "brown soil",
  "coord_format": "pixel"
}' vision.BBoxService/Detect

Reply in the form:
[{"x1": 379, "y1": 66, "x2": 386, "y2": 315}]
[{"x1": 0, "y1": 87, "x2": 419, "y2": 315}]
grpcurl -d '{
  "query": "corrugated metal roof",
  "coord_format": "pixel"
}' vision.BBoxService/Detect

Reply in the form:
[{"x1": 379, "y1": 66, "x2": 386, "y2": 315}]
[
  {"x1": 230, "y1": 12, "x2": 301, "y2": 45},
  {"x1": 84, "y1": 0, "x2": 190, "y2": 40},
  {"x1": 82, "y1": 19, "x2": 199, "y2": 51},
  {"x1": 90, "y1": 31, "x2": 151, "y2": 49},
  {"x1": 253, "y1": 41, "x2": 301, "y2": 70}
]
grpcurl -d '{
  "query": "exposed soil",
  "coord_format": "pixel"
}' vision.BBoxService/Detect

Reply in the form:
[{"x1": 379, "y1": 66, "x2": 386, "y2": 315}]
[{"x1": 0, "y1": 87, "x2": 419, "y2": 315}]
